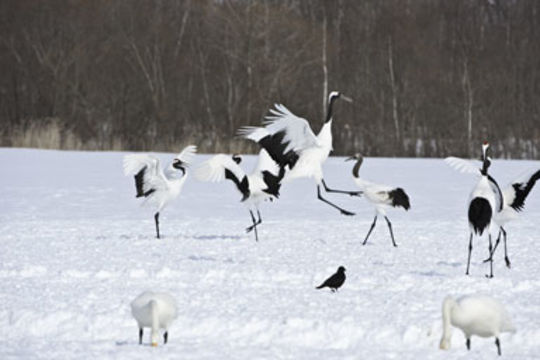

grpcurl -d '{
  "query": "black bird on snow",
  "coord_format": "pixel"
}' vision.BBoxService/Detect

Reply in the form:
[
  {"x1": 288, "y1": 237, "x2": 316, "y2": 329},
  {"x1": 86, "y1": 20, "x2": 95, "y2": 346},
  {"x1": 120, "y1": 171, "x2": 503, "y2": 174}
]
[{"x1": 316, "y1": 266, "x2": 346, "y2": 292}]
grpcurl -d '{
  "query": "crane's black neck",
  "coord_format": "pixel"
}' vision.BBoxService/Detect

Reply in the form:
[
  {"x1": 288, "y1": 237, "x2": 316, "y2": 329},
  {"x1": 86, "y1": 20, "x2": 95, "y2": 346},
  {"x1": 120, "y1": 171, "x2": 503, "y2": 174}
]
[
  {"x1": 487, "y1": 174, "x2": 503, "y2": 212},
  {"x1": 352, "y1": 157, "x2": 363, "y2": 178},
  {"x1": 480, "y1": 156, "x2": 490, "y2": 176},
  {"x1": 325, "y1": 96, "x2": 337, "y2": 123}
]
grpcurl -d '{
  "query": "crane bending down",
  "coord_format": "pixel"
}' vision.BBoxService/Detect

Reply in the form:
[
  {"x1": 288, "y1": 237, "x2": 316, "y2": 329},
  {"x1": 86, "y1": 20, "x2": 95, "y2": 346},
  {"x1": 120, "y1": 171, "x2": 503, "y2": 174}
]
[
  {"x1": 123, "y1": 145, "x2": 197, "y2": 239},
  {"x1": 195, "y1": 149, "x2": 285, "y2": 241},
  {"x1": 346, "y1": 153, "x2": 410, "y2": 247},
  {"x1": 238, "y1": 91, "x2": 361, "y2": 216}
]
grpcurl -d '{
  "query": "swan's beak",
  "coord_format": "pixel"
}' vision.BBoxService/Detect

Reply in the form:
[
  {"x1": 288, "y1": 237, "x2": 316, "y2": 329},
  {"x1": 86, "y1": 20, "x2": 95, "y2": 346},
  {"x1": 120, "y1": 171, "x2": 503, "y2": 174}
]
[
  {"x1": 341, "y1": 95, "x2": 353, "y2": 103},
  {"x1": 151, "y1": 342, "x2": 158, "y2": 347}
]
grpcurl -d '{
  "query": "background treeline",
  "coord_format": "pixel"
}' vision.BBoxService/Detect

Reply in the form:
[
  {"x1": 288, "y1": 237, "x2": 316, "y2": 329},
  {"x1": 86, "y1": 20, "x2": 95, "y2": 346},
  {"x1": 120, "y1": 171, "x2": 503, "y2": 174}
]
[{"x1": 1, "y1": 0, "x2": 539, "y2": 158}]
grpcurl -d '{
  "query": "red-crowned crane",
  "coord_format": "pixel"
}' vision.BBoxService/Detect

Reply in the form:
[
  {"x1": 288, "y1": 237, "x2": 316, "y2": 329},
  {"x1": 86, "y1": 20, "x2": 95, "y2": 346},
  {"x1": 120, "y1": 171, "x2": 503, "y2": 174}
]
[
  {"x1": 346, "y1": 153, "x2": 410, "y2": 247},
  {"x1": 195, "y1": 149, "x2": 284, "y2": 241},
  {"x1": 123, "y1": 145, "x2": 197, "y2": 239},
  {"x1": 238, "y1": 91, "x2": 360, "y2": 216}
]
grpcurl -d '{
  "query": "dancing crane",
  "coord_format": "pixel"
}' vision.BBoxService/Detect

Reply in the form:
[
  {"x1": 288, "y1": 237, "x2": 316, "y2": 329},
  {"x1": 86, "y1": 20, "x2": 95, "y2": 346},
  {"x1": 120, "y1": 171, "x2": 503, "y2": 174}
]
[
  {"x1": 194, "y1": 149, "x2": 284, "y2": 241},
  {"x1": 238, "y1": 91, "x2": 360, "y2": 216},
  {"x1": 123, "y1": 145, "x2": 197, "y2": 239}
]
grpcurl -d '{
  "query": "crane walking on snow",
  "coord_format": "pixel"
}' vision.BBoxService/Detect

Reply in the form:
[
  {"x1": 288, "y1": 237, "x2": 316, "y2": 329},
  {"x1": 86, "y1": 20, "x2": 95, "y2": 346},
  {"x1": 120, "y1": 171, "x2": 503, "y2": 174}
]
[
  {"x1": 346, "y1": 153, "x2": 410, "y2": 247},
  {"x1": 238, "y1": 91, "x2": 361, "y2": 216}
]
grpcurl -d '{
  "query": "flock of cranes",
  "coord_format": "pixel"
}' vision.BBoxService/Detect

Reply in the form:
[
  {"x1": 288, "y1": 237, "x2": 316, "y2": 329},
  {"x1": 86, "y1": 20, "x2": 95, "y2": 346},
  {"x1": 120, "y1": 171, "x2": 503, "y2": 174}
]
[
  {"x1": 120, "y1": 90, "x2": 538, "y2": 356},
  {"x1": 124, "y1": 91, "x2": 413, "y2": 244},
  {"x1": 122, "y1": 90, "x2": 539, "y2": 277}
]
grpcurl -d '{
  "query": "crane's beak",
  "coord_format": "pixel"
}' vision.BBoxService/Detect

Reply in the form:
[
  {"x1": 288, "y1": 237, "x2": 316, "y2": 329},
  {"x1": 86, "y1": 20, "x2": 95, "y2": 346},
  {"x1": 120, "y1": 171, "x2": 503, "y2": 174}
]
[
  {"x1": 345, "y1": 156, "x2": 355, "y2": 162},
  {"x1": 341, "y1": 95, "x2": 353, "y2": 103}
]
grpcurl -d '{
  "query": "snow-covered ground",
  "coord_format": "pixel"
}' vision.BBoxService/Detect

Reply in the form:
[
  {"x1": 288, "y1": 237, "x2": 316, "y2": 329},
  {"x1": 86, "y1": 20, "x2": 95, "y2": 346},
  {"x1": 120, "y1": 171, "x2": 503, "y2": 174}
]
[{"x1": 1, "y1": 148, "x2": 539, "y2": 359}]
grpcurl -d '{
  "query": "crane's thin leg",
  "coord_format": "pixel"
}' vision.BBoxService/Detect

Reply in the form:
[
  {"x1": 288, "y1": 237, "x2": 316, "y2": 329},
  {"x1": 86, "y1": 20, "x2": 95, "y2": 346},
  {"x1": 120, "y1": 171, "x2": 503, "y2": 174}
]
[
  {"x1": 466, "y1": 233, "x2": 473, "y2": 275},
  {"x1": 486, "y1": 234, "x2": 494, "y2": 278},
  {"x1": 363, "y1": 216, "x2": 378, "y2": 245},
  {"x1": 501, "y1": 227, "x2": 511, "y2": 268},
  {"x1": 483, "y1": 229, "x2": 501, "y2": 263},
  {"x1": 317, "y1": 185, "x2": 355, "y2": 216},
  {"x1": 384, "y1": 216, "x2": 398, "y2": 247},
  {"x1": 246, "y1": 210, "x2": 262, "y2": 233},
  {"x1": 321, "y1": 179, "x2": 362, "y2": 197},
  {"x1": 495, "y1": 337, "x2": 501, "y2": 356},
  {"x1": 154, "y1": 212, "x2": 160, "y2": 239},
  {"x1": 139, "y1": 328, "x2": 143, "y2": 345},
  {"x1": 466, "y1": 338, "x2": 471, "y2": 350},
  {"x1": 247, "y1": 210, "x2": 259, "y2": 242},
  {"x1": 164, "y1": 331, "x2": 168, "y2": 344}
]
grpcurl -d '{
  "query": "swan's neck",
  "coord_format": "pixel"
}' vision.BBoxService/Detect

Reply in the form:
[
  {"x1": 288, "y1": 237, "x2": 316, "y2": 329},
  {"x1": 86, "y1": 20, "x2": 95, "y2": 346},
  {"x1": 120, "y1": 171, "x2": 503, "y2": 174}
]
[
  {"x1": 150, "y1": 300, "x2": 160, "y2": 346},
  {"x1": 440, "y1": 297, "x2": 455, "y2": 347}
]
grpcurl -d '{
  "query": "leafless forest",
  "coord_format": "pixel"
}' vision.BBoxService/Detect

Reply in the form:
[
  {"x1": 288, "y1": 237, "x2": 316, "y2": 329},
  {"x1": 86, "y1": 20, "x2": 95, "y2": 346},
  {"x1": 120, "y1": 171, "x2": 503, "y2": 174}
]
[{"x1": 1, "y1": 0, "x2": 539, "y2": 158}]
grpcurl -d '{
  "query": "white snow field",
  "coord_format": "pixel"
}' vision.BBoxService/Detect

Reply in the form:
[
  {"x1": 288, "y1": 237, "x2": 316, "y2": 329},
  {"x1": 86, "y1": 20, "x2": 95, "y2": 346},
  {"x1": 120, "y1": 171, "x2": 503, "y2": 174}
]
[{"x1": 1, "y1": 148, "x2": 539, "y2": 359}]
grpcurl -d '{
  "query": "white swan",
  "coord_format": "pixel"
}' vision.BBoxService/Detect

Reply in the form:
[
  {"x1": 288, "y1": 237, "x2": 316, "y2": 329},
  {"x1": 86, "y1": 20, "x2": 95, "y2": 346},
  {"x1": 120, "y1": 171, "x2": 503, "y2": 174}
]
[
  {"x1": 440, "y1": 295, "x2": 515, "y2": 355},
  {"x1": 130, "y1": 291, "x2": 178, "y2": 347}
]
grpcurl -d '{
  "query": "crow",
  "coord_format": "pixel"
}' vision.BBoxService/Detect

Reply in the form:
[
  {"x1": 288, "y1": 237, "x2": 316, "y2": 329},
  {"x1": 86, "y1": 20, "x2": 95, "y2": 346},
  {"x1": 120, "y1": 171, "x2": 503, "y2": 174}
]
[{"x1": 316, "y1": 266, "x2": 346, "y2": 292}]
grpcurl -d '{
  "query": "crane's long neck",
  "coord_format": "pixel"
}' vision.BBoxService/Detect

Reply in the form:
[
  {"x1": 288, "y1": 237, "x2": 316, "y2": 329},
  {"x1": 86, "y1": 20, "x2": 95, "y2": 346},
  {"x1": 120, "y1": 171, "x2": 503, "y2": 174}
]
[
  {"x1": 325, "y1": 96, "x2": 336, "y2": 123},
  {"x1": 487, "y1": 174, "x2": 504, "y2": 211},
  {"x1": 317, "y1": 120, "x2": 333, "y2": 152},
  {"x1": 352, "y1": 158, "x2": 363, "y2": 178}
]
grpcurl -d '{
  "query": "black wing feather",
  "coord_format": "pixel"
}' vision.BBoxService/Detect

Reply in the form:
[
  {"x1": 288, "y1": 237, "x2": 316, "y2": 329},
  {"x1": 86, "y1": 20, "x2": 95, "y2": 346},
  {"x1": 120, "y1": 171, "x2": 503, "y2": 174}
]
[
  {"x1": 134, "y1": 166, "x2": 155, "y2": 198},
  {"x1": 389, "y1": 188, "x2": 410, "y2": 210},
  {"x1": 510, "y1": 170, "x2": 540, "y2": 211},
  {"x1": 261, "y1": 167, "x2": 286, "y2": 198},
  {"x1": 225, "y1": 169, "x2": 250, "y2": 202},
  {"x1": 258, "y1": 130, "x2": 299, "y2": 170}
]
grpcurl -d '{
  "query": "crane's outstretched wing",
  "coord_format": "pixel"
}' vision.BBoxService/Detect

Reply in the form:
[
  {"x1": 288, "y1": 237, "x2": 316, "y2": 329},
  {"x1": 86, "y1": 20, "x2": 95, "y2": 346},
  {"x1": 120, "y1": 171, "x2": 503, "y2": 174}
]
[
  {"x1": 237, "y1": 104, "x2": 319, "y2": 169},
  {"x1": 444, "y1": 157, "x2": 481, "y2": 175},
  {"x1": 123, "y1": 154, "x2": 167, "y2": 197},
  {"x1": 506, "y1": 169, "x2": 540, "y2": 211},
  {"x1": 195, "y1": 154, "x2": 250, "y2": 201},
  {"x1": 175, "y1": 145, "x2": 197, "y2": 165}
]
